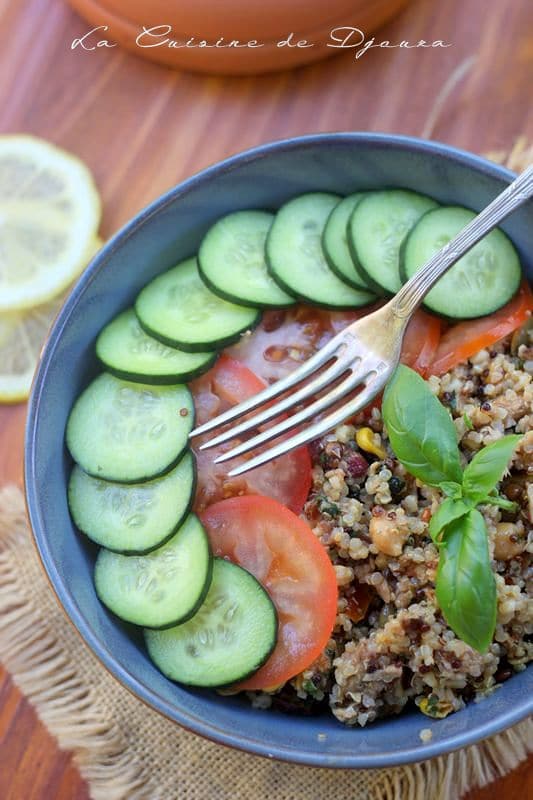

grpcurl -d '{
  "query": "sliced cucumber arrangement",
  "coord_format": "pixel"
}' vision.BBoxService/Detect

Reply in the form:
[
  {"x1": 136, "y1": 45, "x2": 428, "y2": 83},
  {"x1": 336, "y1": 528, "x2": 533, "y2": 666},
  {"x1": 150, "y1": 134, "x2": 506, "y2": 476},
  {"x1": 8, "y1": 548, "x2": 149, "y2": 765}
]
[
  {"x1": 322, "y1": 193, "x2": 371, "y2": 291},
  {"x1": 266, "y1": 193, "x2": 376, "y2": 309},
  {"x1": 66, "y1": 373, "x2": 194, "y2": 483},
  {"x1": 65, "y1": 183, "x2": 525, "y2": 693},
  {"x1": 400, "y1": 205, "x2": 522, "y2": 318},
  {"x1": 198, "y1": 210, "x2": 295, "y2": 308},
  {"x1": 68, "y1": 451, "x2": 196, "y2": 554},
  {"x1": 95, "y1": 514, "x2": 212, "y2": 628},
  {"x1": 96, "y1": 310, "x2": 217, "y2": 384},
  {"x1": 348, "y1": 189, "x2": 438, "y2": 295},
  {"x1": 135, "y1": 258, "x2": 260, "y2": 351},
  {"x1": 145, "y1": 558, "x2": 277, "y2": 687}
]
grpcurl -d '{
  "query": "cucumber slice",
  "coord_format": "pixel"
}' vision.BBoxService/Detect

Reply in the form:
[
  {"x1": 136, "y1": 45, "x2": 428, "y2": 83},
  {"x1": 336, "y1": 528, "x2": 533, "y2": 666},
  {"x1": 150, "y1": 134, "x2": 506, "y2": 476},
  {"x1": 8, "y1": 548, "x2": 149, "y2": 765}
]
[
  {"x1": 348, "y1": 189, "x2": 438, "y2": 295},
  {"x1": 145, "y1": 558, "x2": 277, "y2": 687},
  {"x1": 135, "y1": 258, "x2": 260, "y2": 352},
  {"x1": 198, "y1": 211, "x2": 295, "y2": 308},
  {"x1": 266, "y1": 193, "x2": 376, "y2": 309},
  {"x1": 322, "y1": 193, "x2": 372, "y2": 291},
  {"x1": 94, "y1": 514, "x2": 212, "y2": 628},
  {"x1": 68, "y1": 451, "x2": 196, "y2": 554},
  {"x1": 401, "y1": 205, "x2": 522, "y2": 319},
  {"x1": 96, "y1": 310, "x2": 216, "y2": 384},
  {"x1": 66, "y1": 373, "x2": 194, "y2": 483}
]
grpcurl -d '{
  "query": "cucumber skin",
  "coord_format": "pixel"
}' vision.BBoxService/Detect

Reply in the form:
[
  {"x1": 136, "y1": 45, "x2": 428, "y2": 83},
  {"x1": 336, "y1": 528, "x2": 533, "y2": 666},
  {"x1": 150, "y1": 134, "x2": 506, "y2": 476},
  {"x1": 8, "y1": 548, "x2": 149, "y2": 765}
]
[
  {"x1": 321, "y1": 195, "x2": 372, "y2": 292},
  {"x1": 95, "y1": 527, "x2": 213, "y2": 630},
  {"x1": 197, "y1": 257, "x2": 296, "y2": 310},
  {"x1": 144, "y1": 539, "x2": 213, "y2": 630},
  {"x1": 397, "y1": 206, "x2": 438, "y2": 287},
  {"x1": 67, "y1": 403, "x2": 196, "y2": 486},
  {"x1": 134, "y1": 303, "x2": 262, "y2": 353},
  {"x1": 346, "y1": 190, "x2": 439, "y2": 297},
  {"x1": 221, "y1": 568, "x2": 278, "y2": 688},
  {"x1": 96, "y1": 351, "x2": 218, "y2": 386},
  {"x1": 398, "y1": 233, "x2": 410, "y2": 286},
  {"x1": 264, "y1": 246, "x2": 375, "y2": 311},
  {"x1": 346, "y1": 201, "x2": 389, "y2": 297},
  {"x1": 144, "y1": 558, "x2": 278, "y2": 687},
  {"x1": 68, "y1": 454, "x2": 198, "y2": 556},
  {"x1": 322, "y1": 236, "x2": 371, "y2": 292},
  {"x1": 73, "y1": 441, "x2": 193, "y2": 486},
  {"x1": 416, "y1": 283, "x2": 519, "y2": 321},
  {"x1": 399, "y1": 206, "x2": 522, "y2": 319}
]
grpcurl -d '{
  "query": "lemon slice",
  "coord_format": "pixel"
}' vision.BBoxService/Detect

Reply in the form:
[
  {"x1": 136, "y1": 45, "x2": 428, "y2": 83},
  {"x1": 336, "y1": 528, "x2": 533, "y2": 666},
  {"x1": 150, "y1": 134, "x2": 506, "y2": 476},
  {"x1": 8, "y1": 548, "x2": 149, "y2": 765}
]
[
  {"x1": 0, "y1": 135, "x2": 101, "y2": 311},
  {"x1": 0, "y1": 237, "x2": 103, "y2": 403}
]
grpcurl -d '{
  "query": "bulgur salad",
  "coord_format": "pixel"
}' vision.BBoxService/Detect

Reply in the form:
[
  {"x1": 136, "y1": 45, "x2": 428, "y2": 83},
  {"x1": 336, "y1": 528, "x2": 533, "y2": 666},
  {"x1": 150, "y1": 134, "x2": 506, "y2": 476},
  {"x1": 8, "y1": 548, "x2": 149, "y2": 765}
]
[{"x1": 64, "y1": 189, "x2": 532, "y2": 726}]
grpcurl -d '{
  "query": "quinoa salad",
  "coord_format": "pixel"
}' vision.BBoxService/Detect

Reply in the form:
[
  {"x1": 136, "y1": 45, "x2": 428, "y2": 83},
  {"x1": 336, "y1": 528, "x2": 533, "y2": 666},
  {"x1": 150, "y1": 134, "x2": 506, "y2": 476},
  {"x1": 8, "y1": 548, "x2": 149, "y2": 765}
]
[
  {"x1": 64, "y1": 187, "x2": 533, "y2": 723},
  {"x1": 247, "y1": 333, "x2": 532, "y2": 725}
]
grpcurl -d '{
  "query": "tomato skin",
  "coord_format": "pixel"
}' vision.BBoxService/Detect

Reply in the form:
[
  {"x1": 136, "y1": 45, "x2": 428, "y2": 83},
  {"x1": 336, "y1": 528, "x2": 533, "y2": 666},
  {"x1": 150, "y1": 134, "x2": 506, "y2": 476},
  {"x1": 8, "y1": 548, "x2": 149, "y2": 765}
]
[
  {"x1": 200, "y1": 495, "x2": 338, "y2": 691},
  {"x1": 227, "y1": 304, "x2": 382, "y2": 383},
  {"x1": 352, "y1": 310, "x2": 441, "y2": 419},
  {"x1": 190, "y1": 355, "x2": 312, "y2": 515},
  {"x1": 430, "y1": 281, "x2": 533, "y2": 376},
  {"x1": 400, "y1": 310, "x2": 442, "y2": 377},
  {"x1": 227, "y1": 305, "x2": 438, "y2": 425},
  {"x1": 210, "y1": 354, "x2": 262, "y2": 407},
  {"x1": 227, "y1": 307, "x2": 330, "y2": 383}
]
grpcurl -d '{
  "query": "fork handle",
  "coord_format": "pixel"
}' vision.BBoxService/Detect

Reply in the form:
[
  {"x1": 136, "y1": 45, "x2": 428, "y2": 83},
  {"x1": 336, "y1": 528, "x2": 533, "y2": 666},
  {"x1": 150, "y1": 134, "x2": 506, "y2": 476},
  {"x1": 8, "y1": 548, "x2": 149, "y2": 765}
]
[{"x1": 391, "y1": 164, "x2": 533, "y2": 318}]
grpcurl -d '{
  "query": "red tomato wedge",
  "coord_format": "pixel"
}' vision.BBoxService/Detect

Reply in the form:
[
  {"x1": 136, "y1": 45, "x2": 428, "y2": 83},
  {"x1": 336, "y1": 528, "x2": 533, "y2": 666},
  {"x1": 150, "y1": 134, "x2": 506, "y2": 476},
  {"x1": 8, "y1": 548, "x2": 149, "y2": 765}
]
[
  {"x1": 400, "y1": 310, "x2": 442, "y2": 377},
  {"x1": 227, "y1": 306, "x2": 335, "y2": 383},
  {"x1": 430, "y1": 281, "x2": 533, "y2": 376},
  {"x1": 229, "y1": 303, "x2": 439, "y2": 385},
  {"x1": 227, "y1": 304, "x2": 382, "y2": 383},
  {"x1": 190, "y1": 355, "x2": 312, "y2": 515},
  {"x1": 200, "y1": 495, "x2": 338, "y2": 691}
]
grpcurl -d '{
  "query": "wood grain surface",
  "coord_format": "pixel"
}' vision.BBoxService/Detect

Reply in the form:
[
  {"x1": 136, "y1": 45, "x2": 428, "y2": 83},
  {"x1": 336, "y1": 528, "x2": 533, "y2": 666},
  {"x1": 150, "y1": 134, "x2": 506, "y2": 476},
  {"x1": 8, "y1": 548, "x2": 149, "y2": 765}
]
[{"x1": 0, "y1": 0, "x2": 532, "y2": 796}]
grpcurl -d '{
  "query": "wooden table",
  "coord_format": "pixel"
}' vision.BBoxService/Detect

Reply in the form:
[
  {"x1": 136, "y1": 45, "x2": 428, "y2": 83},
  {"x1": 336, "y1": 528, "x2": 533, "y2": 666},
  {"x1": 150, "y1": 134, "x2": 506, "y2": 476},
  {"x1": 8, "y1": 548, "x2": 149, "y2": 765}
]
[{"x1": 0, "y1": 0, "x2": 532, "y2": 796}]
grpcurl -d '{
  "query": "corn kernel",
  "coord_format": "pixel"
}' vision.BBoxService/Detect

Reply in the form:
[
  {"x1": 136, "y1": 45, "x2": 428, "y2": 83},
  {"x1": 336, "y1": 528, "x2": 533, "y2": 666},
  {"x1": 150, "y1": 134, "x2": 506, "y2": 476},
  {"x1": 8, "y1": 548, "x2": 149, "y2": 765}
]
[{"x1": 356, "y1": 427, "x2": 387, "y2": 459}]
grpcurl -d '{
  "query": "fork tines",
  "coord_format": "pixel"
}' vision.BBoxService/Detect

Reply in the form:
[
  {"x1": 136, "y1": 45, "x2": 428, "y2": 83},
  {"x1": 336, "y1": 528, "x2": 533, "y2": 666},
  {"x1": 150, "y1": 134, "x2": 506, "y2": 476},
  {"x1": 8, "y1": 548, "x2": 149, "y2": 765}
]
[{"x1": 189, "y1": 328, "x2": 384, "y2": 478}]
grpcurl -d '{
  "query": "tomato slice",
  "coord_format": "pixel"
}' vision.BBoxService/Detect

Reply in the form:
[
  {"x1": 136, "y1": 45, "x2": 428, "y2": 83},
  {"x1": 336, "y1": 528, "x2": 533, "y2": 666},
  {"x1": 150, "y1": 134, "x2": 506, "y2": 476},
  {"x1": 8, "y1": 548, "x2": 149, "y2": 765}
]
[
  {"x1": 226, "y1": 306, "x2": 331, "y2": 383},
  {"x1": 227, "y1": 304, "x2": 381, "y2": 383},
  {"x1": 200, "y1": 495, "x2": 338, "y2": 690},
  {"x1": 190, "y1": 355, "x2": 312, "y2": 515},
  {"x1": 400, "y1": 309, "x2": 442, "y2": 377},
  {"x1": 430, "y1": 281, "x2": 533, "y2": 376}
]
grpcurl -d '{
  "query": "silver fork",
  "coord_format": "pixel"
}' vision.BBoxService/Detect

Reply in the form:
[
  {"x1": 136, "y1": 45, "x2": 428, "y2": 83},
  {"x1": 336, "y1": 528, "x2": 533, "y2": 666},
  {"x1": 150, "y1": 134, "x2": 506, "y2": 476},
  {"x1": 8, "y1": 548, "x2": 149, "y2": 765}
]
[{"x1": 190, "y1": 165, "x2": 533, "y2": 476}]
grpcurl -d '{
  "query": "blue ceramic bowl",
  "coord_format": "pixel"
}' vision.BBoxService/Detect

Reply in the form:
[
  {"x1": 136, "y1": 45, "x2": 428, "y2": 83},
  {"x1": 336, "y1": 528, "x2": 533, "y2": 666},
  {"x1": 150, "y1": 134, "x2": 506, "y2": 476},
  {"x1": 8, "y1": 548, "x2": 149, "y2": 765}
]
[{"x1": 26, "y1": 133, "x2": 533, "y2": 768}]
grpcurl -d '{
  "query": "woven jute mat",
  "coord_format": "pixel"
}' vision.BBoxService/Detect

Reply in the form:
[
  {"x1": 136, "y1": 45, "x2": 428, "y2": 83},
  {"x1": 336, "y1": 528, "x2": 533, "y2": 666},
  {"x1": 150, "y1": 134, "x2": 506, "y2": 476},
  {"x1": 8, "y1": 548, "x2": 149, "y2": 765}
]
[
  {"x1": 1, "y1": 485, "x2": 531, "y2": 800},
  {"x1": 1, "y1": 137, "x2": 532, "y2": 800}
]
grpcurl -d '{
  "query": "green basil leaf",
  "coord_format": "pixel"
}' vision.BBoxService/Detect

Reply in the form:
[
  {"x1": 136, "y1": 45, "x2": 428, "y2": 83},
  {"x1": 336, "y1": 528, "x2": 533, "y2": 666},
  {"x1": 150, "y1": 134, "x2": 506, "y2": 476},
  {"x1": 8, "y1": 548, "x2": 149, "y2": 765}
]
[
  {"x1": 428, "y1": 497, "x2": 470, "y2": 543},
  {"x1": 462, "y1": 435, "x2": 522, "y2": 504},
  {"x1": 439, "y1": 481, "x2": 463, "y2": 499},
  {"x1": 435, "y1": 508, "x2": 496, "y2": 653},
  {"x1": 382, "y1": 365, "x2": 462, "y2": 487}
]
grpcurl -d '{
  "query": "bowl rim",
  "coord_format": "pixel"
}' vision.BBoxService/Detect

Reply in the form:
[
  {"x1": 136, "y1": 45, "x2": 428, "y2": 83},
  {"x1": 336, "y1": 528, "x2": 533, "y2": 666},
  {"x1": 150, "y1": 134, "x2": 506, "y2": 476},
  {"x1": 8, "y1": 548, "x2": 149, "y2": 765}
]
[{"x1": 25, "y1": 131, "x2": 532, "y2": 769}]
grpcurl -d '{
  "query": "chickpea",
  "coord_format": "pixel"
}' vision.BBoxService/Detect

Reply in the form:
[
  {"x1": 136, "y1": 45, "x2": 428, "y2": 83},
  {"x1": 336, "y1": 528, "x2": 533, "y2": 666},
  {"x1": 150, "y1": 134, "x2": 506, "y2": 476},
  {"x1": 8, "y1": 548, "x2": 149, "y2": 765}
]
[
  {"x1": 369, "y1": 516, "x2": 408, "y2": 556},
  {"x1": 493, "y1": 522, "x2": 524, "y2": 561},
  {"x1": 470, "y1": 408, "x2": 492, "y2": 427}
]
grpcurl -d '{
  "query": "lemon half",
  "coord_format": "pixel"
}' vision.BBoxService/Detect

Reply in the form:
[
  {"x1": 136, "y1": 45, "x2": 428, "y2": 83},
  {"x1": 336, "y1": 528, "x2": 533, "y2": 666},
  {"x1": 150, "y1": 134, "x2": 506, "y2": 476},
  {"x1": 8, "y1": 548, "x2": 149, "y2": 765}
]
[
  {"x1": 0, "y1": 135, "x2": 101, "y2": 311},
  {"x1": 0, "y1": 237, "x2": 103, "y2": 403}
]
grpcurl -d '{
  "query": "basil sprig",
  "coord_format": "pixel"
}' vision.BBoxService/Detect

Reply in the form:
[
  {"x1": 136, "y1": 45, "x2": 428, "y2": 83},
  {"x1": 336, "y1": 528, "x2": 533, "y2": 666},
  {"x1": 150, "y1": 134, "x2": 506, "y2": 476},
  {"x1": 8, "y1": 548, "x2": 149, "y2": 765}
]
[
  {"x1": 382, "y1": 365, "x2": 523, "y2": 653},
  {"x1": 435, "y1": 508, "x2": 497, "y2": 652},
  {"x1": 381, "y1": 365, "x2": 463, "y2": 486},
  {"x1": 462, "y1": 435, "x2": 523, "y2": 504}
]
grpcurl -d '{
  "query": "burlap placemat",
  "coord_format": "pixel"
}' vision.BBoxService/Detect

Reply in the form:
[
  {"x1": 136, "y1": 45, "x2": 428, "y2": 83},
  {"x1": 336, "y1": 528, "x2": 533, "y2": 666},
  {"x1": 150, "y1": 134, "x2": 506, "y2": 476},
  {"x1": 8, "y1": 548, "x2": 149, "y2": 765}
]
[
  {"x1": 1, "y1": 138, "x2": 532, "y2": 800},
  {"x1": 1, "y1": 485, "x2": 531, "y2": 800}
]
